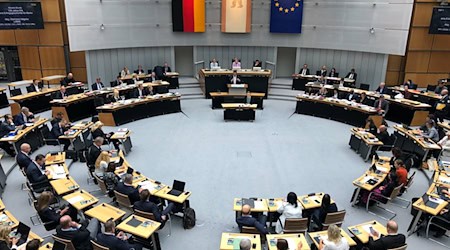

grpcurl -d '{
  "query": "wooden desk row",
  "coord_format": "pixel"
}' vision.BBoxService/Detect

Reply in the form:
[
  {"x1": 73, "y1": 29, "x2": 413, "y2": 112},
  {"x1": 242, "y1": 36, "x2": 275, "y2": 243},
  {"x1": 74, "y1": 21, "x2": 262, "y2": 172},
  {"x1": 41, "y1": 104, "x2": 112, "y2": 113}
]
[
  {"x1": 121, "y1": 72, "x2": 179, "y2": 89},
  {"x1": 393, "y1": 125, "x2": 441, "y2": 162},
  {"x1": 0, "y1": 118, "x2": 48, "y2": 154},
  {"x1": 349, "y1": 128, "x2": 384, "y2": 161},
  {"x1": 292, "y1": 74, "x2": 355, "y2": 91},
  {"x1": 210, "y1": 92, "x2": 265, "y2": 109}
]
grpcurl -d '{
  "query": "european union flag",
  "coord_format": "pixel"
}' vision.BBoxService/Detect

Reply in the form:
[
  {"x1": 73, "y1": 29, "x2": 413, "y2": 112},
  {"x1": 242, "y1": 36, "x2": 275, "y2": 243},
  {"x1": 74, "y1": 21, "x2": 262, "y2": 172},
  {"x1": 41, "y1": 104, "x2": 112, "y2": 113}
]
[{"x1": 270, "y1": 0, "x2": 303, "y2": 33}]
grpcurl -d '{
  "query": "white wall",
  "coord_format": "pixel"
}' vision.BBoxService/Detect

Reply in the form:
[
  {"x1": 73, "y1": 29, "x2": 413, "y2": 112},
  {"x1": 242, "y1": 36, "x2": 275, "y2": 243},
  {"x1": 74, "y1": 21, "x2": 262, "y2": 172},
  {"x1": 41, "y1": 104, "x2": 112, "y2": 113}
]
[{"x1": 65, "y1": 0, "x2": 413, "y2": 55}]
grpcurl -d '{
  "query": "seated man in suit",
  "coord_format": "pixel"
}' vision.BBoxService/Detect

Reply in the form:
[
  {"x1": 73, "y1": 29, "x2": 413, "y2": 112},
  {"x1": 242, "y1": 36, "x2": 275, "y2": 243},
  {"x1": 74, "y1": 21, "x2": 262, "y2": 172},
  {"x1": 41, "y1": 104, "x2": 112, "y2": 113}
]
[
  {"x1": 374, "y1": 95, "x2": 389, "y2": 115},
  {"x1": 61, "y1": 73, "x2": 76, "y2": 87},
  {"x1": 230, "y1": 70, "x2": 241, "y2": 84},
  {"x1": 91, "y1": 77, "x2": 104, "y2": 91},
  {"x1": 253, "y1": 60, "x2": 262, "y2": 68},
  {"x1": 148, "y1": 72, "x2": 157, "y2": 82},
  {"x1": 54, "y1": 86, "x2": 68, "y2": 99},
  {"x1": 14, "y1": 107, "x2": 35, "y2": 126},
  {"x1": 27, "y1": 79, "x2": 42, "y2": 93},
  {"x1": 96, "y1": 219, "x2": 142, "y2": 250},
  {"x1": 111, "y1": 76, "x2": 125, "y2": 87},
  {"x1": 26, "y1": 154, "x2": 50, "y2": 190},
  {"x1": 115, "y1": 174, "x2": 141, "y2": 204},
  {"x1": 51, "y1": 112, "x2": 65, "y2": 126},
  {"x1": 16, "y1": 143, "x2": 32, "y2": 170},
  {"x1": 87, "y1": 137, "x2": 104, "y2": 167},
  {"x1": 368, "y1": 220, "x2": 406, "y2": 250},
  {"x1": 375, "y1": 82, "x2": 389, "y2": 95},
  {"x1": 134, "y1": 189, "x2": 174, "y2": 227},
  {"x1": 345, "y1": 90, "x2": 359, "y2": 102},
  {"x1": 376, "y1": 125, "x2": 391, "y2": 145},
  {"x1": 134, "y1": 65, "x2": 145, "y2": 75},
  {"x1": 435, "y1": 81, "x2": 447, "y2": 95},
  {"x1": 51, "y1": 120, "x2": 70, "y2": 151},
  {"x1": 56, "y1": 215, "x2": 99, "y2": 250},
  {"x1": 0, "y1": 114, "x2": 17, "y2": 156},
  {"x1": 299, "y1": 64, "x2": 310, "y2": 75},
  {"x1": 317, "y1": 65, "x2": 327, "y2": 77},
  {"x1": 345, "y1": 68, "x2": 357, "y2": 81},
  {"x1": 133, "y1": 83, "x2": 149, "y2": 98},
  {"x1": 163, "y1": 62, "x2": 171, "y2": 74},
  {"x1": 236, "y1": 204, "x2": 269, "y2": 234}
]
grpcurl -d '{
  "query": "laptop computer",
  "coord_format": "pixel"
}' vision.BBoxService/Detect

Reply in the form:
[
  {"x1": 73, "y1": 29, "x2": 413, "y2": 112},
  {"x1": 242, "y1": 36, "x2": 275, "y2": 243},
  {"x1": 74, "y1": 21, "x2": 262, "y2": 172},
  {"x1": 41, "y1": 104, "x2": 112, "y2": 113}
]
[
  {"x1": 168, "y1": 180, "x2": 185, "y2": 196},
  {"x1": 114, "y1": 157, "x2": 124, "y2": 167},
  {"x1": 13, "y1": 222, "x2": 30, "y2": 246},
  {"x1": 52, "y1": 241, "x2": 66, "y2": 250},
  {"x1": 422, "y1": 194, "x2": 439, "y2": 209},
  {"x1": 371, "y1": 164, "x2": 382, "y2": 175},
  {"x1": 126, "y1": 166, "x2": 134, "y2": 175}
]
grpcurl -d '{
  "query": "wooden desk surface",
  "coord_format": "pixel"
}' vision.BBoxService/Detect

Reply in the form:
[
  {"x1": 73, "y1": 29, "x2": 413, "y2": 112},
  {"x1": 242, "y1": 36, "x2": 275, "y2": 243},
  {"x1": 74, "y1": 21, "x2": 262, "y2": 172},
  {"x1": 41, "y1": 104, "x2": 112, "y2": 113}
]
[
  {"x1": 393, "y1": 125, "x2": 441, "y2": 150},
  {"x1": 50, "y1": 176, "x2": 79, "y2": 195},
  {"x1": 221, "y1": 103, "x2": 258, "y2": 110},
  {"x1": 46, "y1": 163, "x2": 69, "y2": 180},
  {"x1": 134, "y1": 179, "x2": 166, "y2": 195},
  {"x1": 210, "y1": 92, "x2": 266, "y2": 98},
  {"x1": 41, "y1": 75, "x2": 66, "y2": 82},
  {"x1": 96, "y1": 94, "x2": 181, "y2": 111},
  {"x1": 438, "y1": 122, "x2": 450, "y2": 131},
  {"x1": 0, "y1": 199, "x2": 5, "y2": 211},
  {"x1": 351, "y1": 128, "x2": 384, "y2": 146},
  {"x1": 220, "y1": 233, "x2": 262, "y2": 250},
  {"x1": 391, "y1": 86, "x2": 442, "y2": 100},
  {"x1": 50, "y1": 93, "x2": 92, "y2": 105},
  {"x1": 58, "y1": 129, "x2": 82, "y2": 140},
  {"x1": 200, "y1": 68, "x2": 272, "y2": 77},
  {"x1": 267, "y1": 233, "x2": 310, "y2": 250},
  {"x1": 116, "y1": 214, "x2": 160, "y2": 239},
  {"x1": 298, "y1": 193, "x2": 335, "y2": 210},
  {"x1": 353, "y1": 172, "x2": 387, "y2": 191},
  {"x1": 296, "y1": 95, "x2": 379, "y2": 114},
  {"x1": 233, "y1": 198, "x2": 269, "y2": 212},
  {"x1": 308, "y1": 228, "x2": 357, "y2": 248},
  {"x1": 267, "y1": 198, "x2": 284, "y2": 213},
  {"x1": 8, "y1": 88, "x2": 58, "y2": 101},
  {"x1": 433, "y1": 171, "x2": 450, "y2": 186},
  {"x1": 155, "y1": 185, "x2": 191, "y2": 204},
  {"x1": 0, "y1": 119, "x2": 48, "y2": 143},
  {"x1": 412, "y1": 196, "x2": 448, "y2": 216},
  {"x1": 70, "y1": 121, "x2": 94, "y2": 130},
  {"x1": 110, "y1": 130, "x2": 131, "y2": 140},
  {"x1": 427, "y1": 183, "x2": 450, "y2": 200},
  {"x1": 63, "y1": 190, "x2": 98, "y2": 210},
  {"x1": 347, "y1": 220, "x2": 387, "y2": 244},
  {"x1": 45, "y1": 152, "x2": 66, "y2": 165},
  {"x1": 293, "y1": 75, "x2": 355, "y2": 82},
  {"x1": 84, "y1": 203, "x2": 126, "y2": 223},
  {"x1": 0, "y1": 210, "x2": 19, "y2": 228},
  {"x1": 7, "y1": 80, "x2": 33, "y2": 87}
]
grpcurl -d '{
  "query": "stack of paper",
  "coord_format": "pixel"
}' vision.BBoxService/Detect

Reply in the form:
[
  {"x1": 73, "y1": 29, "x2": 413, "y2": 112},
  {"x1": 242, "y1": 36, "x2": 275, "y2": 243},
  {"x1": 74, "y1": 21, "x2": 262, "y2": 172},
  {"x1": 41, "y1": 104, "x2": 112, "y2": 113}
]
[{"x1": 67, "y1": 196, "x2": 83, "y2": 204}]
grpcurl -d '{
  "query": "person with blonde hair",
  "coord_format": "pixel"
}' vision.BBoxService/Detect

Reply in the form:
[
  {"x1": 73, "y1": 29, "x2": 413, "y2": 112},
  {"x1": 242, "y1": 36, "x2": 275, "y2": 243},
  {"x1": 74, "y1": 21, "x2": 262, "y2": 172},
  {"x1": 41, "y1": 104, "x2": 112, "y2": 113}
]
[
  {"x1": 91, "y1": 121, "x2": 120, "y2": 150},
  {"x1": 36, "y1": 191, "x2": 77, "y2": 225},
  {"x1": 0, "y1": 225, "x2": 19, "y2": 250},
  {"x1": 95, "y1": 151, "x2": 110, "y2": 175},
  {"x1": 319, "y1": 225, "x2": 349, "y2": 250}
]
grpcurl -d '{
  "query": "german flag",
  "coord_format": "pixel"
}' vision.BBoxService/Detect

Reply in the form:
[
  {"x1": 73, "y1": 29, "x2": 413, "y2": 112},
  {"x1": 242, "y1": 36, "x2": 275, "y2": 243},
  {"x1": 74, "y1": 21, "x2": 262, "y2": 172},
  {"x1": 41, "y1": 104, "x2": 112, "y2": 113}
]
[{"x1": 172, "y1": 0, "x2": 205, "y2": 32}]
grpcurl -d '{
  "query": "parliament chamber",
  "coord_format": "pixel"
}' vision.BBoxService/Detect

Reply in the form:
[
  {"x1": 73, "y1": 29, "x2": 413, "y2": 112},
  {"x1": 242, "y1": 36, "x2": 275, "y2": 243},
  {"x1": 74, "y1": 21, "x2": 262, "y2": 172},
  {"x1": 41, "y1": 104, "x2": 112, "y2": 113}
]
[{"x1": 0, "y1": 0, "x2": 449, "y2": 250}]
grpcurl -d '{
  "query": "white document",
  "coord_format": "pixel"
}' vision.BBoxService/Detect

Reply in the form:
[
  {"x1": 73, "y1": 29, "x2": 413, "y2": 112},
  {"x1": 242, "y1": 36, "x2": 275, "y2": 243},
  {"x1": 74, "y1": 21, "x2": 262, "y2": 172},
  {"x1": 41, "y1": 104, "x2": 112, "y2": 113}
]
[
  {"x1": 253, "y1": 200, "x2": 265, "y2": 210},
  {"x1": 52, "y1": 172, "x2": 66, "y2": 179},
  {"x1": 66, "y1": 196, "x2": 83, "y2": 204},
  {"x1": 53, "y1": 165, "x2": 66, "y2": 174}
]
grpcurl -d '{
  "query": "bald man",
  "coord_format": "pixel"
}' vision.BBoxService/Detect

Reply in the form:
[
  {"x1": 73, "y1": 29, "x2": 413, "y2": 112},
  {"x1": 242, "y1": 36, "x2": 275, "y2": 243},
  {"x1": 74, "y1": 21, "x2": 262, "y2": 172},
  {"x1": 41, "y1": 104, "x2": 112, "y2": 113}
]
[
  {"x1": 16, "y1": 143, "x2": 32, "y2": 170},
  {"x1": 236, "y1": 204, "x2": 268, "y2": 234},
  {"x1": 56, "y1": 215, "x2": 99, "y2": 250},
  {"x1": 368, "y1": 220, "x2": 405, "y2": 250},
  {"x1": 435, "y1": 89, "x2": 450, "y2": 122},
  {"x1": 61, "y1": 72, "x2": 75, "y2": 86},
  {"x1": 54, "y1": 86, "x2": 68, "y2": 99},
  {"x1": 375, "y1": 82, "x2": 389, "y2": 95},
  {"x1": 239, "y1": 238, "x2": 251, "y2": 250},
  {"x1": 376, "y1": 125, "x2": 391, "y2": 145}
]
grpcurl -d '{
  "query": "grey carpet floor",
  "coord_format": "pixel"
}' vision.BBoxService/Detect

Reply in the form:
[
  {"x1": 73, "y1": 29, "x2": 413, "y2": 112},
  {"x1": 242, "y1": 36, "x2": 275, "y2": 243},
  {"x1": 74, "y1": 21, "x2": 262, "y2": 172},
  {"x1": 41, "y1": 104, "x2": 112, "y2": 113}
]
[{"x1": 0, "y1": 98, "x2": 448, "y2": 250}]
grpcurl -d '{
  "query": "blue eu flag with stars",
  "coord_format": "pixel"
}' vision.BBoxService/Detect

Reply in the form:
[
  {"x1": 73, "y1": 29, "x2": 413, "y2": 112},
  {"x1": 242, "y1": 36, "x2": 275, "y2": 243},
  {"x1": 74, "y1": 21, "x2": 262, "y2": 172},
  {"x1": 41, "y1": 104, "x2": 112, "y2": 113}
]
[{"x1": 270, "y1": 0, "x2": 303, "y2": 33}]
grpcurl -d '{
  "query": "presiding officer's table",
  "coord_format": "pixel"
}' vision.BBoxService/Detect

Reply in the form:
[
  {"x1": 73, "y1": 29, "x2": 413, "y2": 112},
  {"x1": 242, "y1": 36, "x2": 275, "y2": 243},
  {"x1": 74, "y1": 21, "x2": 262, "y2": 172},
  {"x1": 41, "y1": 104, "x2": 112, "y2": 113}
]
[
  {"x1": 222, "y1": 103, "x2": 257, "y2": 122},
  {"x1": 96, "y1": 93, "x2": 182, "y2": 126},
  {"x1": 199, "y1": 69, "x2": 271, "y2": 98},
  {"x1": 296, "y1": 95, "x2": 381, "y2": 127}
]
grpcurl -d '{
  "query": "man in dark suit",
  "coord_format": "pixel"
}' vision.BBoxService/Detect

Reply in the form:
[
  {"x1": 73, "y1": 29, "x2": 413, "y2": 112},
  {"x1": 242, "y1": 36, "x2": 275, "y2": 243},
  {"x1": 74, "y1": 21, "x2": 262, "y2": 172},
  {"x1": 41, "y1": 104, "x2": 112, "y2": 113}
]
[
  {"x1": 133, "y1": 83, "x2": 149, "y2": 98},
  {"x1": 163, "y1": 62, "x2": 171, "y2": 74},
  {"x1": 51, "y1": 120, "x2": 70, "y2": 151},
  {"x1": 299, "y1": 64, "x2": 310, "y2": 75},
  {"x1": 134, "y1": 65, "x2": 145, "y2": 75},
  {"x1": 111, "y1": 76, "x2": 124, "y2": 87},
  {"x1": 115, "y1": 174, "x2": 141, "y2": 204},
  {"x1": 368, "y1": 220, "x2": 406, "y2": 250},
  {"x1": 14, "y1": 107, "x2": 34, "y2": 126},
  {"x1": 96, "y1": 219, "x2": 142, "y2": 250},
  {"x1": 316, "y1": 65, "x2": 327, "y2": 77},
  {"x1": 434, "y1": 81, "x2": 446, "y2": 95},
  {"x1": 56, "y1": 215, "x2": 99, "y2": 250},
  {"x1": 27, "y1": 79, "x2": 42, "y2": 93},
  {"x1": 236, "y1": 204, "x2": 268, "y2": 234},
  {"x1": 230, "y1": 70, "x2": 241, "y2": 84},
  {"x1": 61, "y1": 73, "x2": 76, "y2": 87},
  {"x1": 375, "y1": 82, "x2": 389, "y2": 95},
  {"x1": 16, "y1": 143, "x2": 32, "y2": 170},
  {"x1": 435, "y1": 89, "x2": 450, "y2": 122},
  {"x1": 376, "y1": 125, "x2": 391, "y2": 145},
  {"x1": 87, "y1": 137, "x2": 104, "y2": 167},
  {"x1": 345, "y1": 90, "x2": 359, "y2": 102},
  {"x1": 134, "y1": 189, "x2": 174, "y2": 226},
  {"x1": 0, "y1": 114, "x2": 16, "y2": 156},
  {"x1": 345, "y1": 68, "x2": 357, "y2": 81},
  {"x1": 374, "y1": 95, "x2": 389, "y2": 115},
  {"x1": 26, "y1": 154, "x2": 50, "y2": 190},
  {"x1": 54, "y1": 86, "x2": 68, "y2": 99},
  {"x1": 91, "y1": 77, "x2": 104, "y2": 91}
]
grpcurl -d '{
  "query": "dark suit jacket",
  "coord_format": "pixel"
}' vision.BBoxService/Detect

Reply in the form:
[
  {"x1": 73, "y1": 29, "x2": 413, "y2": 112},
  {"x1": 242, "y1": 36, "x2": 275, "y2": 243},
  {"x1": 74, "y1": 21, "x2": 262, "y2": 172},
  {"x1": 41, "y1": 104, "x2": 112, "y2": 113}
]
[
  {"x1": 115, "y1": 182, "x2": 140, "y2": 204},
  {"x1": 92, "y1": 128, "x2": 106, "y2": 141},
  {"x1": 359, "y1": 97, "x2": 371, "y2": 106},
  {"x1": 375, "y1": 87, "x2": 389, "y2": 95},
  {"x1": 133, "y1": 88, "x2": 150, "y2": 98},
  {"x1": 298, "y1": 68, "x2": 310, "y2": 75},
  {"x1": 96, "y1": 233, "x2": 136, "y2": 250},
  {"x1": 91, "y1": 82, "x2": 104, "y2": 91},
  {"x1": 14, "y1": 113, "x2": 32, "y2": 126},
  {"x1": 38, "y1": 206, "x2": 61, "y2": 224},
  {"x1": 436, "y1": 95, "x2": 450, "y2": 113},
  {"x1": 163, "y1": 66, "x2": 171, "y2": 73},
  {"x1": 0, "y1": 241, "x2": 11, "y2": 250},
  {"x1": 318, "y1": 203, "x2": 338, "y2": 224},
  {"x1": 374, "y1": 100, "x2": 389, "y2": 112},
  {"x1": 236, "y1": 215, "x2": 268, "y2": 234},
  {"x1": 87, "y1": 144, "x2": 101, "y2": 166},
  {"x1": 345, "y1": 72, "x2": 358, "y2": 81},
  {"x1": 0, "y1": 122, "x2": 15, "y2": 137},
  {"x1": 133, "y1": 200, "x2": 163, "y2": 222},
  {"x1": 377, "y1": 131, "x2": 391, "y2": 145},
  {"x1": 328, "y1": 72, "x2": 339, "y2": 77},
  {"x1": 368, "y1": 234, "x2": 406, "y2": 250},
  {"x1": 54, "y1": 91, "x2": 68, "y2": 99},
  {"x1": 153, "y1": 66, "x2": 164, "y2": 79},
  {"x1": 56, "y1": 225, "x2": 93, "y2": 250},
  {"x1": 345, "y1": 93, "x2": 359, "y2": 102},
  {"x1": 61, "y1": 77, "x2": 75, "y2": 87},
  {"x1": 16, "y1": 151, "x2": 32, "y2": 170},
  {"x1": 27, "y1": 84, "x2": 41, "y2": 93},
  {"x1": 26, "y1": 161, "x2": 47, "y2": 184},
  {"x1": 51, "y1": 122, "x2": 66, "y2": 140},
  {"x1": 317, "y1": 70, "x2": 327, "y2": 77}
]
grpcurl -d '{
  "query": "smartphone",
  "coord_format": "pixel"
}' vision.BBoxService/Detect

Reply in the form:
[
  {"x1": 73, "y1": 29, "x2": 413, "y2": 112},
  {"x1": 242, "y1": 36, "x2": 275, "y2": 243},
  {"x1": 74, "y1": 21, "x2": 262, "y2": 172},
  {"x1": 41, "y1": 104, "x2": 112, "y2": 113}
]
[{"x1": 369, "y1": 226, "x2": 375, "y2": 235}]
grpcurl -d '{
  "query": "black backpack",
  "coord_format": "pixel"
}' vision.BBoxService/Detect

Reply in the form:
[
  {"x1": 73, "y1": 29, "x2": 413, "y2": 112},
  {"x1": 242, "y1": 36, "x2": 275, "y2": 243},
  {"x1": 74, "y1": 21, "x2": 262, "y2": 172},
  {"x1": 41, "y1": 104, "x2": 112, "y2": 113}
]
[{"x1": 183, "y1": 207, "x2": 196, "y2": 229}]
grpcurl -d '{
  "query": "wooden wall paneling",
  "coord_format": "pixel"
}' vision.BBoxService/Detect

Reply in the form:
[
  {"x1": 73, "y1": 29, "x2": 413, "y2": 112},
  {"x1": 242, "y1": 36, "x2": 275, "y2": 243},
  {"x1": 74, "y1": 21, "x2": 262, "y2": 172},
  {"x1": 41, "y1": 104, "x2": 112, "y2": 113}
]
[
  {"x1": 412, "y1": 3, "x2": 436, "y2": 27},
  {"x1": 408, "y1": 27, "x2": 433, "y2": 50},
  {"x1": 40, "y1": 0, "x2": 61, "y2": 22},
  {"x1": 405, "y1": 51, "x2": 430, "y2": 73},
  {"x1": 70, "y1": 68, "x2": 87, "y2": 83},
  {"x1": 0, "y1": 30, "x2": 16, "y2": 45},
  {"x1": 385, "y1": 71, "x2": 400, "y2": 85},
  {"x1": 69, "y1": 52, "x2": 86, "y2": 68},
  {"x1": 18, "y1": 46, "x2": 40, "y2": 69},
  {"x1": 387, "y1": 55, "x2": 403, "y2": 71},
  {"x1": 38, "y1": 23, "x2": 64, "y2": 46},
  {"x1": 404, "y1": 73, "x2": 448, "y2": 87},
  {"x1": 20, "y1": 69, "x2": 43, "y2": 80},
  {"x1": 14, "y1": 30, "x2": 39, "y2": 45},
  {"x1": 58, "y1": 0, "x2": 67, "y2": 21},
  {"x1": 42, "y1": 69, "x2": 66, "y2": 77},
  {"x1": 432, "y1": 35, "x2": 450, "y2": 51},
  {"x1": 428, "y1": 52, "x2": 450, "y2": 73},
  {"x1": 39, "y1": 47, "x2": 66, "y2": 69}
]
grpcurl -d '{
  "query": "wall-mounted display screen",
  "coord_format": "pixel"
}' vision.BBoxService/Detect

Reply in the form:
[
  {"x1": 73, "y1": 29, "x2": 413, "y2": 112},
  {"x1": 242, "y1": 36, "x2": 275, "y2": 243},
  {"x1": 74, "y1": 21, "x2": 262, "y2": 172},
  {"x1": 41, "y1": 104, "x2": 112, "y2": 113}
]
[
  {"x1": 0, "y1": 2, "x2": 44, "y2": 30},
  {"x1": 429, "y1": 6, "x2": 450, "y2": 35}
]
